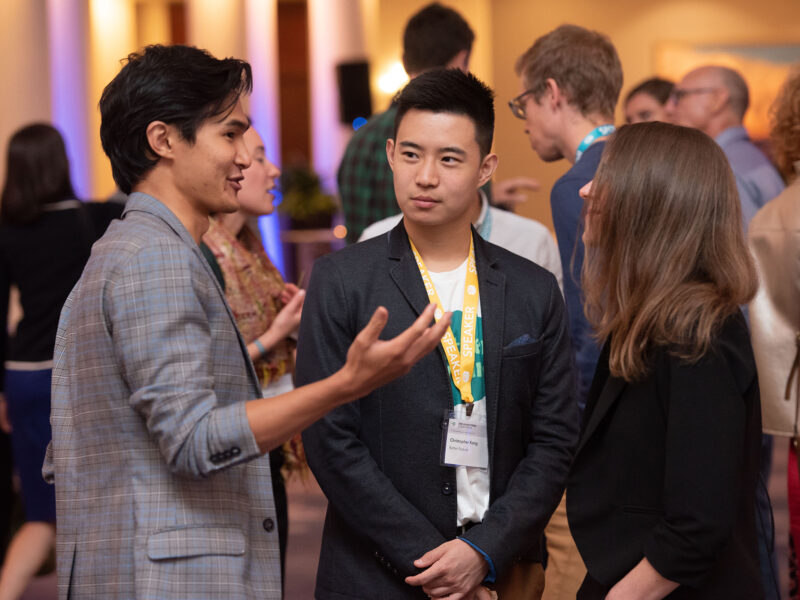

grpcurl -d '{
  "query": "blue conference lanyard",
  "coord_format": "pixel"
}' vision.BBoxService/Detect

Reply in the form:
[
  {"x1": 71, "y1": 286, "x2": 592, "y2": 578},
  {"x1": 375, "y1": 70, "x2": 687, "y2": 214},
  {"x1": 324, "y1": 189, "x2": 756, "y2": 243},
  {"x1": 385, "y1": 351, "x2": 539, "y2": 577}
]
[{"x1": 575, "y1": 124, "x2": 615, "y2": 163}]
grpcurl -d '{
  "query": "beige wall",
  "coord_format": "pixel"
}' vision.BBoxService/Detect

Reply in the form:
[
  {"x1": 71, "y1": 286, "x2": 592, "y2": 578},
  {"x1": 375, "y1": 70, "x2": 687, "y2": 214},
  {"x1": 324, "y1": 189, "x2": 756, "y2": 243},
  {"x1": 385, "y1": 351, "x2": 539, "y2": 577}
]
[
  {"x1": 0, "y1": 0, "x2": 51, "y2": 191},
  {"x1": 491, "y1": 0, "x2": 800, "y2": 231}
]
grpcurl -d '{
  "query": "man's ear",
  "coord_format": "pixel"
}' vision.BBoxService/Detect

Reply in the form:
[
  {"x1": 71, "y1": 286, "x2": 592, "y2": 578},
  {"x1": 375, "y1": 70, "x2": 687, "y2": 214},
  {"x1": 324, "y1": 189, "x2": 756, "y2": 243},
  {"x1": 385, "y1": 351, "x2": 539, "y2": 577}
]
[
  {"x1": 145, "y1": 121, "x2": 178, "y2": 159},
  {"x1": 544, "y1": 78, "x2": 563, "y2": 109},
  {"x1": 386, "y1": 138, "x2": 396, "y2": 171},
  {"x1": 710, "y1": 88, "x2": 731, "y2": 115},
  {"x1": 477, "y1": 153, "x2": 499, "y2": 188}
]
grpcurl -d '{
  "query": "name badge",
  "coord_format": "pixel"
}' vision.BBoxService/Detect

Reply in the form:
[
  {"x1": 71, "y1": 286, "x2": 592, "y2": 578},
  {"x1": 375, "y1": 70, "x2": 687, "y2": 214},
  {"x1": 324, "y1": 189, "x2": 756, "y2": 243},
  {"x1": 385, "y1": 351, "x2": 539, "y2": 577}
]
[{"x1": 440, "y1": 408, "x2": 489, "y2": 469}]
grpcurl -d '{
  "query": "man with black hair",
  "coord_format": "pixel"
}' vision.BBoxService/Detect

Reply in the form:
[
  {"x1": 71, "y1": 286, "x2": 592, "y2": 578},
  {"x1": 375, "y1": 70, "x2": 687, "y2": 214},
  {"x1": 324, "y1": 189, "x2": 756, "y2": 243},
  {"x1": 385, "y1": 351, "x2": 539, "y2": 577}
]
[
  {"x1": 338, "y1": 2, "x2": 537, "y2": 244},
  {"x1": 299, "y1": 69, "x2": 577, "y2": 599},
  {"x1": 42, "y1": 44, "x2": 449, "y2": 600},
  {"x1": 339, "y1": 3, "x2": 474, "y2": 243}
]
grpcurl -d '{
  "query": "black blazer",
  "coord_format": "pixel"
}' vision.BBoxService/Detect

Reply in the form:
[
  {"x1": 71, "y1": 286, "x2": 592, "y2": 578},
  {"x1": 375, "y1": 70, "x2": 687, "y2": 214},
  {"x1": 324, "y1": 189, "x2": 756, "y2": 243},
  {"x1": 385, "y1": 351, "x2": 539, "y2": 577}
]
[
  {"x1": 567, "y1": 313, "x2": 763, "y2": 599},
  {"x1": 297, "y1": 222, "x2": 579, "y2": 599}
]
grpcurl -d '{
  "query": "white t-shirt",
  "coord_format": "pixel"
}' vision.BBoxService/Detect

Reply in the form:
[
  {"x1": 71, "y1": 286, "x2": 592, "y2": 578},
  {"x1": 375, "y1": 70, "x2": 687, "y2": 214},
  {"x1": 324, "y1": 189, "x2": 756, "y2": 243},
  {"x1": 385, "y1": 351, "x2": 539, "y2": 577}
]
[{"x1": 429, "y1": 259, "x2": 490, "y2": 526}]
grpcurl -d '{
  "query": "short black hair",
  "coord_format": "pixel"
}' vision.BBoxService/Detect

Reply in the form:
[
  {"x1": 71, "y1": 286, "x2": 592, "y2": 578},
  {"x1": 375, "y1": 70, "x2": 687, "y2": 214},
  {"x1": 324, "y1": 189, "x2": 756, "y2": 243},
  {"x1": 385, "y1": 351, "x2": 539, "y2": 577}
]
[
  {"x1": 402, "y1": 3, "x2": 474, "y2": 75},
  {"x1": 99, "y1": 44, "x2": 253, "y2": 194},
  {"x1": 1, "y1": 123, "x2": 76, "y2": 225},
  {"x1": 625, "y1": 77, "x2": 675, "y2": 106},
  {"x1": 393, "y1": 68, "x2": 494, "y2": 156}
]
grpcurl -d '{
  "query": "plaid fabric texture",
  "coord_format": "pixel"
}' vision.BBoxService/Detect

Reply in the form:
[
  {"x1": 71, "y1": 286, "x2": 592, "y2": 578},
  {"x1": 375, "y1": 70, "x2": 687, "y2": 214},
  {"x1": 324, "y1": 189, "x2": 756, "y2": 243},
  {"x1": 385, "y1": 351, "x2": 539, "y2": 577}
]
[
  {"x1": 44, "y1": 193, "x2": 281, "y2": 599},
  {"x1": 338, "y1": 105, "x2": 399, "y2": 244}
]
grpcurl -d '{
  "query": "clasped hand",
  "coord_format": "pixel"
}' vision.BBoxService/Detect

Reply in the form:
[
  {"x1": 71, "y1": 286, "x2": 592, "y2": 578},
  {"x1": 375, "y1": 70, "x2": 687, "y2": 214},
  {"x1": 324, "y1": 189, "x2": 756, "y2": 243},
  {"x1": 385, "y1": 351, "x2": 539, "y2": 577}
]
[{"x1": 405, "y1": 539, "x2": 490, "y2": 600}]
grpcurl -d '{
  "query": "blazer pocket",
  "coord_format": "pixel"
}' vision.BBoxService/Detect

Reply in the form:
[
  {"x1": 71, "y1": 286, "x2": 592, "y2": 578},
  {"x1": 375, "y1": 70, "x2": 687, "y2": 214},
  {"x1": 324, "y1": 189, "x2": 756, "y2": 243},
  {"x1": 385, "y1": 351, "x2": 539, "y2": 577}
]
[
  {"x1": 622, "y1": 505, "x2": 664, "y2": 516},
  {"x1": 502, "y1": 339, "x2": 542, "y2": 359},
  {"x1": 147, "y1": 525, "x2": 246, "y2": 560}
]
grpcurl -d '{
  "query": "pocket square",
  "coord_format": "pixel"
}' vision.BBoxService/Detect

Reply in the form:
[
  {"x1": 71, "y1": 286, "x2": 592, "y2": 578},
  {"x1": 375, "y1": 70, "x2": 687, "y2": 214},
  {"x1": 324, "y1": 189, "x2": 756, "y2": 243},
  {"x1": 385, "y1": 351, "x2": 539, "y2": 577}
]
[{"x1": 506, "y1": 333, "x2": 538, "y2": 348}]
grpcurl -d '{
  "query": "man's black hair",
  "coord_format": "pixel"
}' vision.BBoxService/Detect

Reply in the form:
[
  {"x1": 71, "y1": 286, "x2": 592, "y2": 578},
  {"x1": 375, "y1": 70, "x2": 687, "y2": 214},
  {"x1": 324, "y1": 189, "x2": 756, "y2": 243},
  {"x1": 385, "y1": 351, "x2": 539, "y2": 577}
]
[
  {"x1": 402, "y1": 3, "x2": 474, "y2": 75},
  {"x1": 99, "y1": 44, "x2": 253, "y2": 194},
  {"x1": 393, "y1": 68, "x2": 494, "y2": 157}
]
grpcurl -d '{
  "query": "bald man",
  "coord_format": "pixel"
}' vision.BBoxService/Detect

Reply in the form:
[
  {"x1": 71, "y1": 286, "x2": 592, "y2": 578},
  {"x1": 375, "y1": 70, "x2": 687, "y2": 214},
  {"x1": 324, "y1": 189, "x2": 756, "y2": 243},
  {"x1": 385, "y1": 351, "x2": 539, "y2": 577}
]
[{"x1": 666, "y1": 65, "x2": 783, "y2": 227}]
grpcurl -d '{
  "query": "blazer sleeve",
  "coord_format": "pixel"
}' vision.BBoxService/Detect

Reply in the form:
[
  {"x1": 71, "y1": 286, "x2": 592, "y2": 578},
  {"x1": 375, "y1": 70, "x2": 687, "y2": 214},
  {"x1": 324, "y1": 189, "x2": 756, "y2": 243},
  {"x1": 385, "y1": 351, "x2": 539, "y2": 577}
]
[
  {"x1": 462, "y1": 273, "x2": 579, "y2": 574},
  {"x1": 297, "y1": 254, "x2": 448, "y2": 576},
  {"x1": 106, "y1": 241, "x2": 261, "y2": 478},
  {"x1": 643, "y1": 340, "x2": 751, "y2": 587}
]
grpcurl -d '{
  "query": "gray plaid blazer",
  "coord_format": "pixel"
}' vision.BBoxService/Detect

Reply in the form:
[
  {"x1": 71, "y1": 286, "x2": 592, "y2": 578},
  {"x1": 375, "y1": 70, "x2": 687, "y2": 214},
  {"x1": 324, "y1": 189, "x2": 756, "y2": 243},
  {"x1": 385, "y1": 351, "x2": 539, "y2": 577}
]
[{"x1": 44, "y1": 193, "x2": 281, "y2": 599}]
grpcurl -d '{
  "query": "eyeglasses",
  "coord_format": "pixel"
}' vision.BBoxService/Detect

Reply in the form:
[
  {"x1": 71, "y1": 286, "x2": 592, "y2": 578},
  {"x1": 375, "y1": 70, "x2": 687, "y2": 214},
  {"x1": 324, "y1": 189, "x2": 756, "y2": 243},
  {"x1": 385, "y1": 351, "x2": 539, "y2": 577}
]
[
  {"x1": 669, "y1": 87, "x2": 717, "y2": 102},
  {"x1": 508, "y1": 89, "x2": 536, "y2": 119}
]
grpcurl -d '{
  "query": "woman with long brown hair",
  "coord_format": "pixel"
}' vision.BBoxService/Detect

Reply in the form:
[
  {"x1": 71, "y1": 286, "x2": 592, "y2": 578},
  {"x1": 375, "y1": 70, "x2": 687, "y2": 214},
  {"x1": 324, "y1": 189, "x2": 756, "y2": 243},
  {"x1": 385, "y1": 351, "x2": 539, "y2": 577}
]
[{"x1": 567, "y1": 121, "x2": 763, "y2": 599}]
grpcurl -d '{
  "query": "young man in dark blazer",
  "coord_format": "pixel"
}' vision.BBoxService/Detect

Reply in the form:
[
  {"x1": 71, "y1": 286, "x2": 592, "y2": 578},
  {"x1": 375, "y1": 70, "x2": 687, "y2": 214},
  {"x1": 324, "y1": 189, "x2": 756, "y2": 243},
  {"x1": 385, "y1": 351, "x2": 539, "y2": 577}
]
[{"x1": 298, "y1": 69, "x2": 578, "y2": 599}]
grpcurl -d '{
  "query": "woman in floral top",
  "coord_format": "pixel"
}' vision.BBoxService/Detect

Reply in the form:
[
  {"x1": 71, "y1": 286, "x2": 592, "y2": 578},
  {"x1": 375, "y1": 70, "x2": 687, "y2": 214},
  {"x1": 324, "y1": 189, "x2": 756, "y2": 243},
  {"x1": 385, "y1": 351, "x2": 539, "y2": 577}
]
[{"x1": 202, "y1": 126, "x2": 305, "y2": 576}]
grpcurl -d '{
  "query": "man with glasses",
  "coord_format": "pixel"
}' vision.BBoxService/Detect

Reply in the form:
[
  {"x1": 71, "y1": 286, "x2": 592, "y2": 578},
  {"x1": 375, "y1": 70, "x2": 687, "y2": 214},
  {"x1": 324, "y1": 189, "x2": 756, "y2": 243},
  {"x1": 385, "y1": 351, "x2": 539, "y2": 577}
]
[
  {"x1": 512, "y1": 24, "x2": 623, "y2": 600},
  {"x1": 666, "y1": 65, "x2": 784, "y2": 227}
]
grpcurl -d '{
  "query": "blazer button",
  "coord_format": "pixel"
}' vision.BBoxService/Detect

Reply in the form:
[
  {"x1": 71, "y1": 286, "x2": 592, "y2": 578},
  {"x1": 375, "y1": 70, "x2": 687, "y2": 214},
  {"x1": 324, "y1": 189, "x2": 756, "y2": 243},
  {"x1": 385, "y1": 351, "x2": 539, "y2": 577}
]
[
  {"x1": 231, "y1": 446, "x2": 241, "y2": 457},
  {"x1": 441, "y1": 482, "x2": 453, "y2": 495},
  {"x1": 262, "y1": 518, "x2": 275, "y2": 532}
]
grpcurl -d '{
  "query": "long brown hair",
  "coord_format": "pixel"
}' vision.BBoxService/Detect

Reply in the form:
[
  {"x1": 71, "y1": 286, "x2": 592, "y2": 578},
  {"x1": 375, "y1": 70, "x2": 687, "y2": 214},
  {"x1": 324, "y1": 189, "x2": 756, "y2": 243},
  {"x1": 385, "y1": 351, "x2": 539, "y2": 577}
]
[{"x1": 582, "y1": 122, "x2": 757, "y2": 381}]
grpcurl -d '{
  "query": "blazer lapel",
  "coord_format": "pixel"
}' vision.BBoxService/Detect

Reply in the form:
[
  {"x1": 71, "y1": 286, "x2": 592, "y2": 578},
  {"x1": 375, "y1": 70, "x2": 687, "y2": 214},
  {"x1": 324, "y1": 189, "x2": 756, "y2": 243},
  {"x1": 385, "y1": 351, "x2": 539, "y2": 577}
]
[
  {"x1": 474, "y1": 232, "x2": 504, "y2": 468},
  {"x1": 387, "y1": 222, "x2": 433, "y2": 318},
  {"x1": 576, "y1": 372, "x2": 626, "y2": 457}
]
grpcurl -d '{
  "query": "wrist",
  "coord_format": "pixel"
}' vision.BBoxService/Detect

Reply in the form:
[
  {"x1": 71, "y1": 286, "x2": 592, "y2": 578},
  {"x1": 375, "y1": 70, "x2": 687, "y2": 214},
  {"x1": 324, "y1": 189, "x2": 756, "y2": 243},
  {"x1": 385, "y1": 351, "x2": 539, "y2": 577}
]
[{"x1": 329, "y1": 366, "x2": 361, "y2": 405}]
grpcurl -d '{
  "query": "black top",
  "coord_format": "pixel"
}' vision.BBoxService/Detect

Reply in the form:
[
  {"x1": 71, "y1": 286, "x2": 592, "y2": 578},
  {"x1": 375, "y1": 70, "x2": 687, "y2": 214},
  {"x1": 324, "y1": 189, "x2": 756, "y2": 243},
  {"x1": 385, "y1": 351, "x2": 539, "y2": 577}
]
[
  {"x1": 0, "y1": 200, "x2": 123, "y2": 387},
  {"x1": 567, "y1": 312, "x2": 763, "y2": 599}
]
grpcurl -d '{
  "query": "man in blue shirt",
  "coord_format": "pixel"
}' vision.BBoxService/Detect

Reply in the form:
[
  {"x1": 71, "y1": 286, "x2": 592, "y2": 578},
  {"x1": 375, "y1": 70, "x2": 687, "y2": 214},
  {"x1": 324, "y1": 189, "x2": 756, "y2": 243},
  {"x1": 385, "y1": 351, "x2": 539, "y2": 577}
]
[
  {"x1": 511, "y1": 24, "x2": 623, "y2": 599},
  {"x1": 667, "y1": 65, "x2": 784, "y2": 228}
]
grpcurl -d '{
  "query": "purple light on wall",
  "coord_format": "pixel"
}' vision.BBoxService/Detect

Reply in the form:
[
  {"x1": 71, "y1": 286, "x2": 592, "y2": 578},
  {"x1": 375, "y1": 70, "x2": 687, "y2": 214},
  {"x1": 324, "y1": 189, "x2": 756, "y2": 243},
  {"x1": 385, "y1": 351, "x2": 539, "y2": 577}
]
[
  {"x1": 47, "y1": 0, "x2": 91, "y2": 199},
  {"x1": 246, "y1": 0, "x2": 285, "y2": 277}
]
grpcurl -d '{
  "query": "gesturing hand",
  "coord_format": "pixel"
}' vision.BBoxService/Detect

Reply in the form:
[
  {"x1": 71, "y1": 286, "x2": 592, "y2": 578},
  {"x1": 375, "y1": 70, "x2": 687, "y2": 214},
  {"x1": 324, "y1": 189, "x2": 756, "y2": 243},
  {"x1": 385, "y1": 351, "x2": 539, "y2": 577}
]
[
  {"x1": 340, "y1": 304, "x2": 451, "y2": 401},
  {"x1": 491, "y1": 176, "x2": 540, "y2": 209},
  {"x1": 280, "y1": 282, "x2": 301, "y2": 304},
  {"x1": 272, "y1": 288, "x2": 305, "y2": 339},
  {"x1": 405, "y1": 538, "x2": 489, "y2": 599}
]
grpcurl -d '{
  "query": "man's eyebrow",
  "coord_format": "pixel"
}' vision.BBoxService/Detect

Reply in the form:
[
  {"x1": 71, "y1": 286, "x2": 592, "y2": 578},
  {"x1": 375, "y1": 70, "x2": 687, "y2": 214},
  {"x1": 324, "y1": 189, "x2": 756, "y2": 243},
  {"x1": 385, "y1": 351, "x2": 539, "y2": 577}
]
[
  {"x1": 439, "y1": 146, "x2": 466, "y2": 156},
  {"x1": 398, "y1": 141, "x2": 466, "y2": 156},
  {"x1": 226, "y1": 117, "x2": 251, "y2": 131}
]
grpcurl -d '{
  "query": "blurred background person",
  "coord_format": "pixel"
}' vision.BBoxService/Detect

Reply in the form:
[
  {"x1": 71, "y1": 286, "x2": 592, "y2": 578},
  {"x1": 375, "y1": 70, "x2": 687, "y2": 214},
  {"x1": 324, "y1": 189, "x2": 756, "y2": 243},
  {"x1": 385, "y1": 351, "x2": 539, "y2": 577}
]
[
  {"x1": 624, "y1": 77, "x2": 674, "y2": 124},
  {"x1": 568, "y1": 122, "x2": 762, "y2": 599},
  {"x1": 0, "y1": 123, "x2": 121, "y2": 600},
  {"x1": 201, "y1": 126, "x2": 305, "y2": 580},
  {"x1": 666, "y1": 65, "x2": 784, "y2": 227},
  {"x1": 749, "y1": 65, "x2": 800, "y2": 600}
]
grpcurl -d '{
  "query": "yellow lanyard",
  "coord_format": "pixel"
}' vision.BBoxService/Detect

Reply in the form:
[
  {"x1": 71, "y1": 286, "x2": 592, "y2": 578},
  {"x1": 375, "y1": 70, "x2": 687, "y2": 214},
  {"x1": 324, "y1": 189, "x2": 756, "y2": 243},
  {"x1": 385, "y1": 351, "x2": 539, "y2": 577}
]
[{"x1": 410, "y1": 237, "x2": 480, "y2": 415}]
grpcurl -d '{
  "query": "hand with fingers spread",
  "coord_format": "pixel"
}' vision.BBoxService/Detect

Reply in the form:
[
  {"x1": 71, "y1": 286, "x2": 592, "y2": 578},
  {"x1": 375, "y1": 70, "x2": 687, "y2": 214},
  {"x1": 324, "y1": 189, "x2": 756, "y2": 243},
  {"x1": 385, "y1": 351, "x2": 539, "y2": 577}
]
[
  {"x1": 491, "y1": 176, "x2": 540, "y2": 209},
  {"x1": 339, "y1": 303, "x2": 451, "y2": 401},
  {"x1": 405, "y1": 538, "x2": 489, "y2": 600}
]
